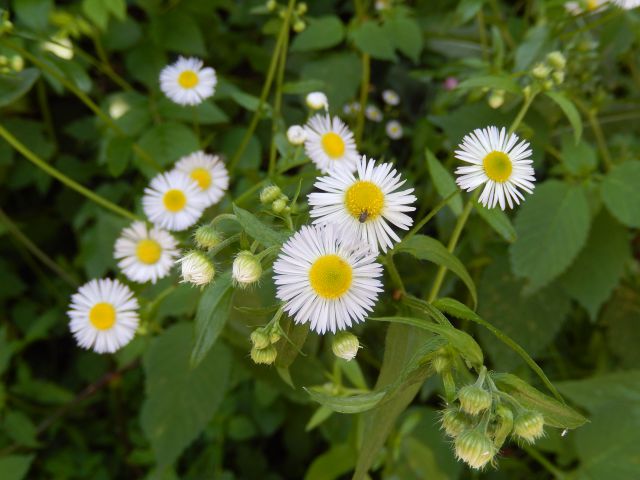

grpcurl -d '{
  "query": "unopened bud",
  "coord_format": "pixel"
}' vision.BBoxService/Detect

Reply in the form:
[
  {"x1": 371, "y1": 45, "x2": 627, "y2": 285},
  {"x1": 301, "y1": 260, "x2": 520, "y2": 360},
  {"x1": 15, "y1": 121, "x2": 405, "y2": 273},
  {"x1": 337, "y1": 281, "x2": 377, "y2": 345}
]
[
  {"x1": 542, "y1": 79, "x2": 554, "y2": 90},
  {"x1": 532, "y1": 62, "x2": 551, "y2": 80},
  {"x1": 514, "y1": 411, "x2": 545, "y2": 443},
  {"x1": 293, "y1": 20, "x2": 306, "y2": 32},
  {"x1": 266, "y1": 0, "x2": 277, "y2": 11},
  {"x1": 458, "y1": 385, "x2": 493, "y2": 415},
  {"x1": 432, "y1": 348, "x2": 451, "y2": 373},
  {"x1": 286, "y1": 124, "x2": 307, "y2": 145},
  {"x1": 232, "y1": 250, "x2": 262, "y2": 287},
  {"x1": 454, "y1": 429, "x2": 497, "y2": 470},
  {"x1": 10, "y1": 55, "x2": 23, "y2": 72},
  {"x1": 305, "y1": 91, "x2": 328, "y2": 110},
  {"x1": 272, "y1": 198, "x2": 288, "y2": 214},
  {"x1": 552, "y1": 71, "x2": 565, "y2": 85},
  {"x1": 251, "y1": 345, "x2": 278, "y2": 365},
  {"x1": 332, "y1": 331, "x2": 360, "y2": 361},
  {"x1": 296, "y1": 2, "x2": 308, "y2": 14},
  {"x1": 269, "y1": 330, "x2": 281, "y2": 344},
  {"x1": 441, "y1": 407, "x2": 470, "y2": 438},
  {"x1": 492, "y1": 405, "x2": 514, "y2": 448},
  {"x1": 260, "y1": 185, "x2": 282, "y2": 204},
  {"x1": 546, "y1": 51, "x2": 566, "y2": 70},
  {"x1": 250, "y1": 329, "x2": 271, "y2": 349},
  {"x1": 194, "y1": 224, "x2": 222, "y2": 250},
  {"x1": 178, "y1": 251, "x2": 215, "y2": 286},
  {"x1": 488, "y1": 89, "x2": 505, "y2": 109}
]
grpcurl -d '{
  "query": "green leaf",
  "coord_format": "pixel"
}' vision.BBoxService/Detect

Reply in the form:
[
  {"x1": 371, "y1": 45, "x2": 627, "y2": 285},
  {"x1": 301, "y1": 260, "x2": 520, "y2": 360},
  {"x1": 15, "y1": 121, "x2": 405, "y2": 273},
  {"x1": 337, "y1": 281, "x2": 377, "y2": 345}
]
[
  {"x1": 301, "y1": 52, "x2": 361, "y2": 108},
  {"x1": 137, "y1": 122, "x2": 199, "y2": 170},
  {"x1": 101, "y1": 135, "x2": 133, "y2": 177},
  {"x1": 514, "y1": 24, "x2": 550, "y2": 71},
  {"x1": 396, "y1": 235, "x2": 477, "y2": 308},
  {"x1": 559, "y1": 211, "x2": 630, "y2": 320},
  {"x1": 3, "y1": 411, "x2": 38, "y2": 447},
  {"x1": 352, "y1": 21, "x2": 397, "y2": 61},
  {"x1": 545, "y1": 91, "x2": 583, "y2": 143},
  {"x1": 141, "y1": 323, "x2": 232, "y2": 467},
  {"x1": 456, "y1": 75, "x2": 521, "y2": 94},
  {"x1": 219, "y1": 127, "x2": 261, "y2": 170},
  {"x1": 304, "y1": 388, "x2": 387, "y2": 414},
  {"x1": 0, "y1": 455, "x2": 35, "y2": 480},
  {"x1": 384, "y1": 17, "x2": 423, "y2": 63},
  {"x1": 233, "y1": 204, "x2": 290, "y2": 247},
  {"x1": 282, "y1": 79, "x2": 326, "y2": 94},
  {"x1": 305, "y1": 444, "x2": 356, "y2": 480},
  {"x1": 425, "y1": 149, "x2": 462, "y2": 215},
  {"x1": 510, "y1": 180, "x2": 591, "y2": 290},
  {"x1": 190, "y1": 271, "x2": 234, "y2": 367},
  {"x1": 560, "y1": 134, "x2": 597, "y2": 175},
  {"x1": 475, "y1": 203, "x2": 517, "y2": 242},
  {"x1": 290, "y1": 16, "x2": 345, "y2": 52},
  {"x1": 603, "y1": 287, "x2": 640, "y2": 368},
  {"x1": 150, "y1": 11, "x2": 206, "y2": 56},
  {"x1": 0, "y1": 69, "x2": 40, "y2": 108},
  {"x1": 82, "y1": 0, "x2": 117, "y2": 30},
  {"x1": 156, "y1": 98, "x2": 229, "y2": 125},
  {"x1": 558, "y1": 370, "x2": 640, "y2": 413},
  {"x1": 14, "y1": 0, "x2": 52, "y2": 31},
  {"x1": 601, "y1": 160, "x2": 640, "y2": 228},
  {"x1": 492, "y1": 373, "x2": 587, "y2": 429}
]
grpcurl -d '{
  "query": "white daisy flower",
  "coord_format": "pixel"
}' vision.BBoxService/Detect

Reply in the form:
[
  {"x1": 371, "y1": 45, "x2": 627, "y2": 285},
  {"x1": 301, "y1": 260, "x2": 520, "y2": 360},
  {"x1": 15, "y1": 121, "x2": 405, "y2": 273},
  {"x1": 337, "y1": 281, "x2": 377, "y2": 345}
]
[
  {"x1": 613, "y1": 0, "x2": 640, "y2": 8},
  {"x1": 114, "y1": 221, "x2": 179, "y2": 284},
  {"x1": 67, "y1": 279, "x2": 139, "y2": 354},
  {"x1": 142, "y1": 171, "x2": 207, "y2": 232},
  {"x1": 343, "y1": 101, "x2": 361, "y2": 116},
  {"x1": 564, "y1": 0, "x2": 607, "y2": 14},
  {"x1": 454, "y1": 126, "x2": 536, "y2": 210},
  {"x1": 273, "y1": 224, "x2": 383, "y2": 334},
  {"x1": 159, "y1": 56, "x2": 217, "y2": 106},
  {"x1": 174, "y1": 151, "x2": 229, "y2": 207},
  {"x1": 382, "y1": 89, "x2": 400, "y2": 106},
  {"x1": 287, "y1": 125, "x2": 307, "y2": 145},
  {"x1": 306, "y1": 91, "x2": 329, "y2": 110},
  {"x1": 304, "y1": 114, "x2": 360, "y2": 173},
  {"x1": 308, "y1": 156, "x2": 417, "y2": 253},
  {"x1": 365, "y1": 105, "x2": 383, "y2": 122},
  {"x1": 386, "y1": 120, "x2": 403, "y2": 140}
]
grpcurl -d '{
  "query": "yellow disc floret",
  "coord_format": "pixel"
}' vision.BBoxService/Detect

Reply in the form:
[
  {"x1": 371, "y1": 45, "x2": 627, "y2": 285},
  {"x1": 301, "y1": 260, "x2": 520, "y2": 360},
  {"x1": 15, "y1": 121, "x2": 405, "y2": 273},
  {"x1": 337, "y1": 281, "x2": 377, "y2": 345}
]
[
  {"x1": 136, "y1": 239, "x2": 162, "y2": 265},
  {"x1": 309, "y1": 254, "x2": 353, "y2": 299},
  {"x1": 482, "y1": 151, "x2": 513, "y2": 183},
  {"x1": 89, "y1": 302, "x2": 116, "y2": 330},
  {"x1": 178, "y1": 70, "x2": 199, "y2": 89},
  {"x1": 321, "y1": 132, "x2": 346, "y2": 158},
  {"x1": 345, "y1": 181, "x2": 384, "y2": 221},
  {"x1": 190, "y1": 168, "x2": 212, "y2": 189},
  {"x1": 163, "y1": 189, "x2": 187, "y2": 212}
]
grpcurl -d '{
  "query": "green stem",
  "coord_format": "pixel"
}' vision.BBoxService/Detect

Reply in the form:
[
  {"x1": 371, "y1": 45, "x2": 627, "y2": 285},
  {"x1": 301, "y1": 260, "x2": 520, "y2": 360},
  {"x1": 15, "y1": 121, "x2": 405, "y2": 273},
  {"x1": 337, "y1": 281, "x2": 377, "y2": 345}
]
[
  {"x1": 477, "y1": 9, "x2": 489, "y2": 62},
  {"x1": 384, "y1": 253, "x2": 405, "y2": 294},
  {"x1": 91, "y1": 32, "x2": 133, "y2": 91},
  {"x1": 522, "y1": 445, "x2": 567, "y2": 480},
  {"x1": 228, "y1": 0, "x2": 296, "y2": 173},
  {"x1": 0, "y1": 124, "x2": 140, "y2": 222},
  {"x1": 355, "y1": 53, "x2": 370, "y2": 146},
  {"x1": 208, "y1": 233, "x2": 241, "y2": 257},
  {"x1": 36, "y1": 79, "x2": 57, "y2": 149},
  {"x1": 401, "y1": 190, "x2": 460, "y2": 245},
  {"x1": 508, "y1": 90, "x2": 538, "y2": 135},
  {"x1": 574, "y1": 98, "x2": 613, "y2": 171},
  {"x1": 268, "y1": 15, "x2": 291, "y2": 177},
  {"x1": 427, "y1": 192, "x2": 477, "y2": 302},
  {"x1": 211, "y1": 213, "x2": 238, "y2": 226}
]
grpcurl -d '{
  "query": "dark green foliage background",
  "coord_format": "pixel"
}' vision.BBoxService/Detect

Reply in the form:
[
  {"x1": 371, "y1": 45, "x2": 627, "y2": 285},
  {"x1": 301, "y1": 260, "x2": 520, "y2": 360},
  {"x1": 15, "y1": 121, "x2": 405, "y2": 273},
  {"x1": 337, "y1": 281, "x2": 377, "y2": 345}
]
[{"x1": 0, "y1": 0, "x2": 639, "y2": 478}]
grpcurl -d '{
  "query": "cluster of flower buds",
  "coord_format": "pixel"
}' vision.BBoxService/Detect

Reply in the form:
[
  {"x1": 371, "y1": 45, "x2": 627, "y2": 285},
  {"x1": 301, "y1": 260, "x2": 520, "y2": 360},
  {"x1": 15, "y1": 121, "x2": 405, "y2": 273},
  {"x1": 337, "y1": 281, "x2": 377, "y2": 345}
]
[
  {"x1": 260, "y1": 184, "x2": 291, "y2": 216},
  {"x1": 249, "y1": 322, "x2": 282, "y2": 365},
  {"x1": 531, "y1": 50, "x2": 567, "y2": 90},
  {"x1": 440, "y1": 368, "x2": 547, "y2": 470},
  {"x1": 267, "y1": 1, "x2": 308, "y2": 32}
]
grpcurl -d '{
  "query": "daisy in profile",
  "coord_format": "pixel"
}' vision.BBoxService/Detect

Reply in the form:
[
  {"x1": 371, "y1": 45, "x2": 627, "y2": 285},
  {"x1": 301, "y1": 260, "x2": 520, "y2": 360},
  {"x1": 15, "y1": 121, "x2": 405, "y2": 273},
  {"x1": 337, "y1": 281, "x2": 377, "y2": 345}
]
[
  {"x1": 454, "y1": 126, "x2": 536, "y2": 210},
  {"x1": 142, "y1": 171, "x2": 206, "y2": 231},
  {"x1": 304, "y1": 114, "x2": 360, "y2": 173},
  {"x1": 382, "y1": 89, "x2": 400, "y2": 106},
  {"x1": 67, "y1": 278, "x2": 139, "y2": 354},
  {"x1": 308, "y1": 156, "x2": 417, "y2": 253},
  {"x1": 273, "y1": 224, "x2": 383, "y2": 334},
  {"x1": 114, "y1": 221, "x2": 179, "y2": 284},
  {"x1": 174, "y1": 151, "x2": 229, "y2": 207},
  {"x1": 386, "y1": 120, "x2": 403, "y2": 140},
  {"x1": 159, "y1": 57, "x2": 217, "y2": 106},
  {"x1": 564, "y1": 0, "x2": 607, "y2": 14}
]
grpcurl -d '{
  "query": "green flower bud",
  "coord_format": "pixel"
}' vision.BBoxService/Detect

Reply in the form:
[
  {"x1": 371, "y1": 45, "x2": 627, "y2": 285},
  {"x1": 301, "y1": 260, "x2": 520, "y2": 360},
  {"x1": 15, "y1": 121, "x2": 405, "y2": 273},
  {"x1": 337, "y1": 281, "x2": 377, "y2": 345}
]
[
  {"x1": 232, "y1": 251, "x2": 262, "y2": 287},
  {"x1": 532, "y1": 62, "x2": 551, "y2": 80},
  {"x1": 194, "y1": 224, "x2": 223, "y2": 250},
  {"x1": 293, "y1": 20, "x2": 306, "y2": 33},
  {"x1": 10, "y1": 55, "x2": 23, "y2": 72},
  {"x1": 250, "y1": 329, "x2": 271, "y2": 349},
  {"x1": 458, "y1": 385, "x2": 493, "y2": 415},
  {"x1": 488, "y1": 89, "x2": 505, "y2": 109},
  {"x1": 441, "y1": 407, "x2": 470, "y2": 438},
  {"x1": 514, "y1": 411, "x2": 545, "y2": 443},
  {"x1": 552, "y1": 71, "x2": 565, "y2": 85},
  {"x1": 178, "y1": 251, "x2": 215, "y2": 286},
  {"x1": 268, "y1": 328, "x2": 281, "y2": 344},
  {"x1": 332, "y1": 331, "x2": 360, "y2": 361},
  {"x1": 431, "y1": 348, "x2": 451, "y2": 373},
  {"x1": 260, "y1": 185, "x2": 282, "y2": 204},
  {"x1": 542, "y1": 79, "x2": 554, "y2": 91},
  {"x1": 272, "y1": 198, "x2": 288, "y2": 214},
  {"x1": 297, "y1": 2, "x2": 308, "y2": 14},
  {"x1": 454, "y1": 428, "x2": 497, "y2": 470},
  {"x1": 266, "y1": 0, "x2": 277, "y2": 11},
  {"x1": 546, "y1": 51, "x2": 566, "y2": 70},
  {"x1": 492, "y1": 405, "x2": 514, "y2": 448},
  {"x1": 251, "y1": 345, "x2": 278, "y2": 365}
]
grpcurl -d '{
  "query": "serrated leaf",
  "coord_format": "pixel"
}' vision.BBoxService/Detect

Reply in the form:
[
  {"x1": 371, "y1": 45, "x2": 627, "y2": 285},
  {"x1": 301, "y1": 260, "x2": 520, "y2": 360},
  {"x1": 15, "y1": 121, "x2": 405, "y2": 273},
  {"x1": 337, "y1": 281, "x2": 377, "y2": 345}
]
[
  {"x1": 301, "y1": 52, "x2": 361, "y2": 108},
  {"x1": 545, "y1": 91, "x2": 583, "y2": 143},
  {"x1": 475, "y1": 203, "x2": 517, "y2": 242},
  {"x1": 0, "y1": 454, "x2": 35, "y2": 480},
  {"x1": 601, "y1": 160, "x2": 640, "y2": 228},
  {"x1": 305, "y1": 387, "x2": 387, "y2": 414},
  {"x1": 456, "y1": 75, "x2": 521, "y2": 94},
  {"x1": 560, "y1": 134, "x2": 597, "y2": 175},
  {"x1": 352, "y1": 21, "x2": 396, "y2": 61},
  {"x1": 0, "y1": 69, "x2": 40, "y2": 108},
  {"x1": 510, "y1": 180, "x2": 591, "y2": 290},
  {"x1": 233, "y1": 204, "x2": 289, "y2": 247},
  {"x1": 191, "y1": 271, "x2": 234, "y2": 367},
  {"x1": 141, "y1": 324, "x2": 231, "y2": 467},
  {"x1": 559, "y1": 211, "x2": 630, "y2": 320},
  {"x1": 426, "y1": 149, "x2": 462, "y2": 215},
  {"x1": 396, "y1": 235, "x2": 477, "y2": 308},
  {"x1": 290, "y1": 16, "x2": 344, "y2": 52},
  {"x1": 384, "y1": 17, "x2": 423, "y2": 63}
]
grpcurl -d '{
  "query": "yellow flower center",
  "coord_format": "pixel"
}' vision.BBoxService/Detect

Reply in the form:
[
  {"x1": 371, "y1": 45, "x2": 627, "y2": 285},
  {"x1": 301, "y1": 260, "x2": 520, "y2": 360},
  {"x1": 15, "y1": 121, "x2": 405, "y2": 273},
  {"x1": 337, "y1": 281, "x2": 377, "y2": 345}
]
[
  {"x1": 89, "y1": 302, "x2": 116, "y2": 330},
  {"x1": 163, "y1": 189, "x2": 187, "y2": 212},
  {"x1": 136, "y1": 239, "x2": 162, "y2": 265},
  {"x1": 586, "y1": 0, "x2": 599, "y2": 10},
  {"x1": 321, "y1": 132, "x2": 346, "y2": 158},
  {"x1": 345, "y1": 180, "x2": 385, "y2": 221},
  {"x1": 309, "y1": 254, "x2": 353, "y2": 299},
  {"x1": 482, "y1": 151, "x2": 513, "y2": 183},
  {"x1": 178, "y1": 70, "x2": 199, "y2": 89},
  {"x1": 190, "y1": 168, "x2": 211, "y2": 189}
]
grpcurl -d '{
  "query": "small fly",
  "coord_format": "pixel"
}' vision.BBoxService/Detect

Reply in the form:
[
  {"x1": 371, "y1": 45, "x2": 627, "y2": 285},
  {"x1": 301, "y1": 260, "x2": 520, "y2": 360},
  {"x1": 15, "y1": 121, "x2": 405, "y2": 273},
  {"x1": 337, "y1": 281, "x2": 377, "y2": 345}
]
[{"x1": 358, "y1": 210, "x2": 369, "y2": 223}]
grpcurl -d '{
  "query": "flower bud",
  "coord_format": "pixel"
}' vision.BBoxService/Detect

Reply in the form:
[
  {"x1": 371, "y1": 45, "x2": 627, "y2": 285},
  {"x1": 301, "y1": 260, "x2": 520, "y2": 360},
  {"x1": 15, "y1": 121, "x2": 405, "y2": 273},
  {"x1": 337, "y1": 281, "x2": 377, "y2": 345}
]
[
  {"x1": 296, "y1": 2, "x2": 308, "y2": 14},
  {"x1": 546, "y1": 51, "x2": 566, "y2": 70},
  {"x1": 260, "y1": 185, "x2": 282, "y2": 204},
  {"x1": 232, "y1": 251, "x2": 262, "y2": 287},
  {"x1": 178, "y1": 250, "x2": 215, "y2": 286},
  {"x1": 431, "y1": 348, "x2": 451, "y2": 373},
  {"x1": 194, "y1": 224, "x2": 223, "y2": 250},
  {"x1": 305, "y1": 91, "x2": 328, "y2": 110},
  {"x1": 272, "y1": 198, "x2": 288, "y2": 214},
  {"x1": 532, "y1": 62, "x2": 551, "y2": 80},
  {"x1": 286, "y1": 124, "x2": 307, "y2": 145},
  {"x1": 293, "y1": 19, "x2": 306, "y2": 33},
  {"x1": 251, "y1": 345, "x2": 278, "y2": 365},
  {"x1": 542, "y1": 79, "x2": 554, "y2": 91},
  {"x1": 269, "y1": 330, "x2": 281, "y2": 344},
  {"x1": 551, "y1": 71, "x2": 565, "y2": 85},
  {"x1": 10, "y1": 55, "x2": 24, "y2": 72},
  {"x1": 514, "y1": 411, "x2": 545, "y2": 443},
  {"x1": 250, "y1": 329, "x2": 271, "y2": 349},
  {"x1": 492, "y1": 405, "x2": 514, "y2": 448},
  {"x1": 266, "y1": 0, "x2": 277, "y2": 11},
  {"x1": 332, "y1": 331, "x2": 360, "y2": 361},
  {"x1": 488, "y1": 89, "x2": 505, "y2": 109},
  {"x1": 441, "y1": 407, "x2": 470, "y2": 438},
  {"x1": 454, "y1": 429, "x2": 497, "y2": 470},
  {"x1": 457, "y1": 385, "x2": 492, "y2": 415}
]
